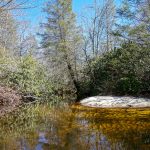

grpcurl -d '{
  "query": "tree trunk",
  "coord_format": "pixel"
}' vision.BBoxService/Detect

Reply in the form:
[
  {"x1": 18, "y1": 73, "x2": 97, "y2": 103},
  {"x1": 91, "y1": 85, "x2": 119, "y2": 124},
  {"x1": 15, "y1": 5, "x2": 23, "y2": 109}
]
[{"x1": 64, "y1": 54, "x2": 80, "y2": 101}]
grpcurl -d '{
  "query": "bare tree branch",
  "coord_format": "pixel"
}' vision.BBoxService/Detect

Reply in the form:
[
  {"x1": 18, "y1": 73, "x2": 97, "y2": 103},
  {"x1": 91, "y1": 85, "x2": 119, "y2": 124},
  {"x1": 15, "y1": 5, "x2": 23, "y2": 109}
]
[{"x1": 0, "y1": 0, "x2": 36, "y2": 13}]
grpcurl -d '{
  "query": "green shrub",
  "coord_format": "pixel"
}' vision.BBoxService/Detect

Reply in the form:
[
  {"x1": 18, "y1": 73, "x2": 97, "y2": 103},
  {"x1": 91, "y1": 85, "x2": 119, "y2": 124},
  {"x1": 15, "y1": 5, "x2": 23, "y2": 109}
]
[
  {"x1": 1, "y1": 54, "x2": 67, "y2": 103},
  {"x1": 1, "y1": 55, "x2": 54, "y2": 98},
  {"x1": 115, "y1": 77, "x2": 141, "y2": 94},
  {"x1": 80, "y1": 42, "x2": 150, "y2": 96}
]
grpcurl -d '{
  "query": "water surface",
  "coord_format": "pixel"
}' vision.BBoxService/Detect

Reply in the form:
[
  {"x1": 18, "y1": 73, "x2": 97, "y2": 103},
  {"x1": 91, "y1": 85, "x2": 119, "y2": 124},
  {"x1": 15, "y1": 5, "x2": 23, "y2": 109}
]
[{"x1": 0, "y1": 103, "x2": 150, "y2": 150}]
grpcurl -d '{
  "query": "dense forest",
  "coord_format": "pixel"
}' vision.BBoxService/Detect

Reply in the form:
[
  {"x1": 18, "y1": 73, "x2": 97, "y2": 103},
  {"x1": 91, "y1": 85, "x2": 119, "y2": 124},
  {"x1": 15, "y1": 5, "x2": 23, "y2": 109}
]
[{"x1": 0, "y1": 0, "x2": 150, "y2": 104}]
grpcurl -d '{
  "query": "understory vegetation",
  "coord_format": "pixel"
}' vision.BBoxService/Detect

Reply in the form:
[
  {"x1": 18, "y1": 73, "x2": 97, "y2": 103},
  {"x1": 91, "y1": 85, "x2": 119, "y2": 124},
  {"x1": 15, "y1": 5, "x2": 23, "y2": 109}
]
[
  {"x1": 79, "y1": 42, "x2": 150, "y2": 97},
  {"x1": 0, "y1": 0, "x2": 150, "y2": 106}
]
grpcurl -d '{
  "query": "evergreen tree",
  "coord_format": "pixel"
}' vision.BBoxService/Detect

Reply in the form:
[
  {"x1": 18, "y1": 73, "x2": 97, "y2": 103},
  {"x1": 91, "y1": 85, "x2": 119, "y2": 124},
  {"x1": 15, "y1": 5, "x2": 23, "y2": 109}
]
[
  {"x1": 115, "y1": 0, "x2": 150, "y2": 44},
  {"x1": 40, "y1": 0, "x2": 81, "y2": 101}
]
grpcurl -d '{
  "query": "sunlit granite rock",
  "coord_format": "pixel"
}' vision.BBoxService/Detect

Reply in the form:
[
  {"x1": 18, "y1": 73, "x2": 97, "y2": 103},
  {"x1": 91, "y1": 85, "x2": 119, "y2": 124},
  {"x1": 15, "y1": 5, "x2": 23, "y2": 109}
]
[{"x1": 80, "y1": 96, "x2": 150, "y2": 108}]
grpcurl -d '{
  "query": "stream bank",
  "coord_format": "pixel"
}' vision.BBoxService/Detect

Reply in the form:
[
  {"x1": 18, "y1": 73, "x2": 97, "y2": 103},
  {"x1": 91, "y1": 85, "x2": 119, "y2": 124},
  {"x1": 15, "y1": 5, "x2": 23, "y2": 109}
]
[{"x1": 0, "y1": 86, "x2": 21, "y2": 116}]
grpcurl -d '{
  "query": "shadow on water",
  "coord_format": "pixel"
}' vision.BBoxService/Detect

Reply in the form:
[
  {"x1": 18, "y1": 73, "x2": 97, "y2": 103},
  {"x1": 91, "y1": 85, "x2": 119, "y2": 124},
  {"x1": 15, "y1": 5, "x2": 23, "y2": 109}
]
[{"x1": 0, "y1": 103, "x2": 150, "y2": 150}]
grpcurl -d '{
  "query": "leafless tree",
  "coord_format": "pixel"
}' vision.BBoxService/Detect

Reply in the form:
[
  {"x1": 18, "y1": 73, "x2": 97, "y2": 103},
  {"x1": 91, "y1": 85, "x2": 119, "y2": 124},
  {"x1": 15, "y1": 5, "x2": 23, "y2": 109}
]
[
  {"x1": 0, "y1": 10, "x2": 18, "y2": 57},
  {"x1": 0, "y1": 0, "x2": 35, "y2": 12},
  {"x1": 81, "y1": 0, "x2": 116, "y2": 61}
]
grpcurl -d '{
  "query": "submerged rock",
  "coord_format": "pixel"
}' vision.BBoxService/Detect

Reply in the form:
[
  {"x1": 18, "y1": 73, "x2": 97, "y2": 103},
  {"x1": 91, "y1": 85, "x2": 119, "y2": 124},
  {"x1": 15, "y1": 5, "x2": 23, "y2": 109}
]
[{"x1": 80, "y1": 96, "x2": 150, "y2": 108}]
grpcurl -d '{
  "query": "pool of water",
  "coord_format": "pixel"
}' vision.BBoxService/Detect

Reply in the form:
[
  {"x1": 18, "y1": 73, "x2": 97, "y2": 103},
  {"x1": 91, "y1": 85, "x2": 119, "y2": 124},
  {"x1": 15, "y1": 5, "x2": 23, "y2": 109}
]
[{"x1": 0, "y1": 103, "x2": 150, "y2": 150}]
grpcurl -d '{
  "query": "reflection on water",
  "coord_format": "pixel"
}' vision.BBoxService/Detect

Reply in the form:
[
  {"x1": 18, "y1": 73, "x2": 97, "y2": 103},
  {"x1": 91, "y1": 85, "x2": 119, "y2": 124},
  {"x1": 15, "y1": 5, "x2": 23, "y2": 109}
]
[{"x1": 0, "y1": 103, "x2": 150, "y2": 150}]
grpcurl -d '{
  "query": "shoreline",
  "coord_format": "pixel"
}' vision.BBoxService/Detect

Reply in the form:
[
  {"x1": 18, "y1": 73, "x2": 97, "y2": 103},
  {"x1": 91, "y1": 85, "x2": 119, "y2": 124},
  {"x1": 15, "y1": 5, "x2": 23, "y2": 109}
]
[
  {"x1": 0, "y1": 86, "x2": 22, "y2": 117},
  {"x1": 1, "y1": 85, "x2": 150, "y2": 116}
]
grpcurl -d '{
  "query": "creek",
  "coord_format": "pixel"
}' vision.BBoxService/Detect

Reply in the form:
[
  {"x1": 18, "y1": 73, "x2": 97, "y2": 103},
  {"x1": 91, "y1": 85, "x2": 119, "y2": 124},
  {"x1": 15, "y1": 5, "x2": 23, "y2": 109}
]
[{"x1": 0, "y1": 103, "x2": 149, "y2": 150}]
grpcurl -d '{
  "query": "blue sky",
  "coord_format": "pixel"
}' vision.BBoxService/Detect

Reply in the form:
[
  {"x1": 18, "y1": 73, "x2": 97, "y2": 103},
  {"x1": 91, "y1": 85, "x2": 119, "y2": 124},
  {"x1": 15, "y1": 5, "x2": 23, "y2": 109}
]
[
  {"x1": 21, "y1": 0, "x2": 93, "y2": 26},
  {"x1": 19, "y1": 0, "x2": 122, "y2": 30}
]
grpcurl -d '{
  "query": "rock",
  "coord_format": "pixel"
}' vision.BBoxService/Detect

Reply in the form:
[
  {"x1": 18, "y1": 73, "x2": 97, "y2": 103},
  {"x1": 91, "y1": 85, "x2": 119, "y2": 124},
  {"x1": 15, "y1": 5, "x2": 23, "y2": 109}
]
[{"x1": 80, "y1": 96, "x2": 150, "y2": 108}]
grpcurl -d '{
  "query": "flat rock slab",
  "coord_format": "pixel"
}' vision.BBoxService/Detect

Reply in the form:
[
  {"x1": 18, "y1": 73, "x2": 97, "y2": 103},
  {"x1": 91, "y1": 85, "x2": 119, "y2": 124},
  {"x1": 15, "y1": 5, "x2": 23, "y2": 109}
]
[{"x1": 80, "y1": 96, "x2": 150, "y2": 108}]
